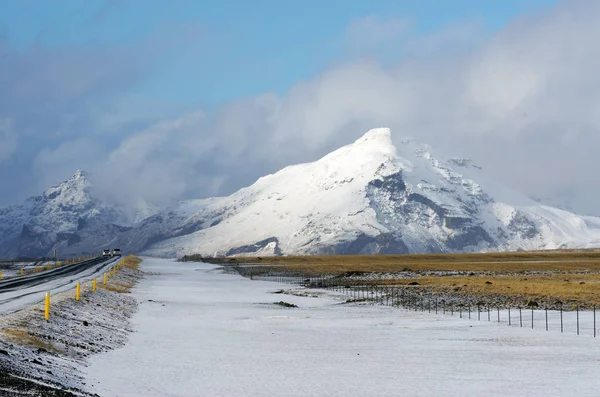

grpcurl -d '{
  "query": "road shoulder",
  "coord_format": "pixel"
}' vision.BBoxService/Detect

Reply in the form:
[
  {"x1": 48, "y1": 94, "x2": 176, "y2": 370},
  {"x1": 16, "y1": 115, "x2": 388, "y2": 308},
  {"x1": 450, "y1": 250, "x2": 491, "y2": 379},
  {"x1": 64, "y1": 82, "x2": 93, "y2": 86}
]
[{"x1": 0, "y1": 257, "x2": 143, "y2": 396}]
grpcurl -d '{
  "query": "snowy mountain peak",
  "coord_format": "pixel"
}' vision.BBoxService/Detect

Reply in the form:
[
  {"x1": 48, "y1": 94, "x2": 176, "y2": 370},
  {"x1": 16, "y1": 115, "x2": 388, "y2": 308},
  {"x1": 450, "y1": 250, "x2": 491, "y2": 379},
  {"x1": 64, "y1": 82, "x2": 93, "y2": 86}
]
[
  {"x1": 49, "y1": 170, "x2": 89, "y2": 190},
  {"x1": 354, "y1": 127, "x2": 393, "y2": 146},
  {"x1": 4, "y1": 128, "x2": 600, "y2": 259},
  {"x1": 352, "y1": 129, "x2": 435, "y2": 166},
  {"x1": 0, "y1": 170, "x2": 129, "y2": 258},
  {"x1": 136, "y1": 127, "x2": 600, "y2": 258},
  {"x1": 43, "y1": 170, "x2": 92, "y2": 209},
  {"x1": 72, "y1": 170, "x2": 87, "y2": 180}
]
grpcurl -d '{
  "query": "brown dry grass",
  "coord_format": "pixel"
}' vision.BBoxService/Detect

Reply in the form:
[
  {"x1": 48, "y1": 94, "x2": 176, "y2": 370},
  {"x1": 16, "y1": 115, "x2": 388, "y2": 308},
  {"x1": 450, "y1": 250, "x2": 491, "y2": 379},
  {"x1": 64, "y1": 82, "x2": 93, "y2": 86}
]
[
  {"x1": 100, "y1": 284, "x2": 130, "y2": 293},
  {"x1": 113, "y1": 281, "x2": 134, "y2": 289},
  {"x1": 2, "y1": 329, "x2": 60, "y2": 353},
  {"x1": 188, "y1": 251, "x2": 600, "y2": 305},
  {"x1": 212, "y1": 251, "x2": 600, "y2": 275},
  {"x1": 121, "y1": 254, "x2": 142, "y2": 270},
  {"x1": 97, "y1": 255, "x2": 141, "y2": 294},
  {"x1": 207, "y1": 251, "x2": 600, "y2": 306},
  {"x1": 380, "y1": 273, "x2": 600, "y2": 306}
]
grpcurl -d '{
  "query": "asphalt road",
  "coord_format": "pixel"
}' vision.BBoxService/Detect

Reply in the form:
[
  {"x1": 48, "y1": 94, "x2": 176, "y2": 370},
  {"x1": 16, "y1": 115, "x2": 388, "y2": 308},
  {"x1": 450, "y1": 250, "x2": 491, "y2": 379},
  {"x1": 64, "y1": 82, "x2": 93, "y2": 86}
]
[{"x1": 0, "y1": 255, "x2": 120, "y2": 311}]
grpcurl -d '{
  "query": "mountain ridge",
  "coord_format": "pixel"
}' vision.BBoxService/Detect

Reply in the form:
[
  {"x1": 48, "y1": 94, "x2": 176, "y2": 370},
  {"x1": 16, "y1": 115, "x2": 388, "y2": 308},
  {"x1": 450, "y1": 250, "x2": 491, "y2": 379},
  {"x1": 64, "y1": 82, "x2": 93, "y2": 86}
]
[
  {"x1": 136, "y1": 128, "x2": 600, "y2": 258},
  {"x1": 1, "y1": 128, "x2": 600, "y2": 259},
  {"x1": 0, "y1": 170, "x2": 129, "y2": 258}
]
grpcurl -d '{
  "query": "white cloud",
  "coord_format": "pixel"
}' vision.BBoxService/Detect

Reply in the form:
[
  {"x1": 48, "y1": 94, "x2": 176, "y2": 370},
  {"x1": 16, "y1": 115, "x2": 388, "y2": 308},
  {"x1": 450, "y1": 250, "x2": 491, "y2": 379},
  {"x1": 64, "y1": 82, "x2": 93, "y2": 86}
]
[
  {"x1": 10, "y1": 0, "x2": 600, "y2": 218},
  {"x1": 157, "y1": 0, "x2": 600, "y2": 216},
  {"x1": 33, "y1": 138, "x2": 103, "y2": 188},
  {"x1": 90, "y1": 111, "x2": 215, "y2": 209},
  {"x1": 0, "y1": 119, "x2": 17, "y2": 163}
]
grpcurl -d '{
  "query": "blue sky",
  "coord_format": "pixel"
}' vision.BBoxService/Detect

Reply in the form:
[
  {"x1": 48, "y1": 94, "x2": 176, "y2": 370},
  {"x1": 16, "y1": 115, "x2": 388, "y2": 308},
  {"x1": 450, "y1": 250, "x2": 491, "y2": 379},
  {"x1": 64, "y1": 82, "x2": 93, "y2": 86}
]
[
  {"x1": 0, "y1": 0, "x2": 558, "y2": 108},
  {"x1": 5, "y1": 0, "x2": 600, "y2": 219}
]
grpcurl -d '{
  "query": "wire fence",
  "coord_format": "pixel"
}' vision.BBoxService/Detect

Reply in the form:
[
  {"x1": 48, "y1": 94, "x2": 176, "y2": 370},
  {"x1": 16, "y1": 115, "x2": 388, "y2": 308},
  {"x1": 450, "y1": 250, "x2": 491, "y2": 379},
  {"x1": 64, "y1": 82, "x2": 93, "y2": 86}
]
[{"x1": 226, "y1": 265, "x2": 599, "y2": 339}]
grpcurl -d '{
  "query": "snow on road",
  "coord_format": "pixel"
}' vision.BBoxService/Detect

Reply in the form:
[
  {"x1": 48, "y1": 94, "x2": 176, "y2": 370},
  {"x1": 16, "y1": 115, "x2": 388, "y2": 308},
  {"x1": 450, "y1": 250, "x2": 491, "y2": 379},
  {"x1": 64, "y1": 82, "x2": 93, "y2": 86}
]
[{"x1": 86, "y1": 258, "x2": 600, "y2": 396}]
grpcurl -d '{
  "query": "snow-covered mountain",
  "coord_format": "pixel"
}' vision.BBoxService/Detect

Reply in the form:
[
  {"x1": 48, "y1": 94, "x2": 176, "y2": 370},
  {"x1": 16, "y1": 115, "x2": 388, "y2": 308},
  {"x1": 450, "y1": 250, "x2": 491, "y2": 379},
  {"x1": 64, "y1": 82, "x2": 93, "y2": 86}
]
[
  {"x1": 3, "y1": 128, "x2": 600, "y2": 259},
  {"x1": 132, "y1": 128, "x2": 600, "y2": 257},
  {"x1": 0, "y1": 171, "x2": 130, "y2": 258}
]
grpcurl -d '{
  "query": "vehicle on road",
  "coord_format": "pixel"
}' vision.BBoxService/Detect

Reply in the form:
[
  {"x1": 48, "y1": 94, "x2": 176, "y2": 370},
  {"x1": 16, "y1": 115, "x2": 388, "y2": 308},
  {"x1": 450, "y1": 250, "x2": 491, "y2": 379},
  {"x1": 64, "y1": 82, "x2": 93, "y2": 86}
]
[
  {"x1": 102, "y1": 249, "x2": 111, "y2": 257},
  {"x1": 112, "y1": 248, "x2": 122, "y2": 257}
]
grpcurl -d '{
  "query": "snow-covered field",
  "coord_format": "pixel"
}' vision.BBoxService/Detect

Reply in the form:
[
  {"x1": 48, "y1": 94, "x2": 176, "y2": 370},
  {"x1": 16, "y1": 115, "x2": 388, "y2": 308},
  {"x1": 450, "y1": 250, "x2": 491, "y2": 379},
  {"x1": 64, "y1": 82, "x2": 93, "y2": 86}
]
[{"x1": 86, "y1": 258, "x2": 600, "y2": 396}]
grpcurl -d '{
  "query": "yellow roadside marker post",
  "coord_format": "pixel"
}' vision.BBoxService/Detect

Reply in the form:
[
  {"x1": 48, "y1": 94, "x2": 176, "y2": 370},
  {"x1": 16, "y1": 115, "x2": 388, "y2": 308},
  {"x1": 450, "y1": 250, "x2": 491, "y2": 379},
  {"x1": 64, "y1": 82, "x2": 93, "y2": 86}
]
[
  {"x1": 76, "y1": 282, "x2": 80, "y2": 301},
  {"x1": 0, "y1": 270, "x2": 2, "y2": 280},
  {"x1": 20, "y1": 268, "x2": 23, "y2": 276},
  {"x1": 103, "y1": 273, "x2": 107, "y2": 285},
  {"x1": 44, "y1": 293, "x2": 50, "y2": 320},
  {"x1": 92, "y1": 278, "x2": 97, "y2": 292}
]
